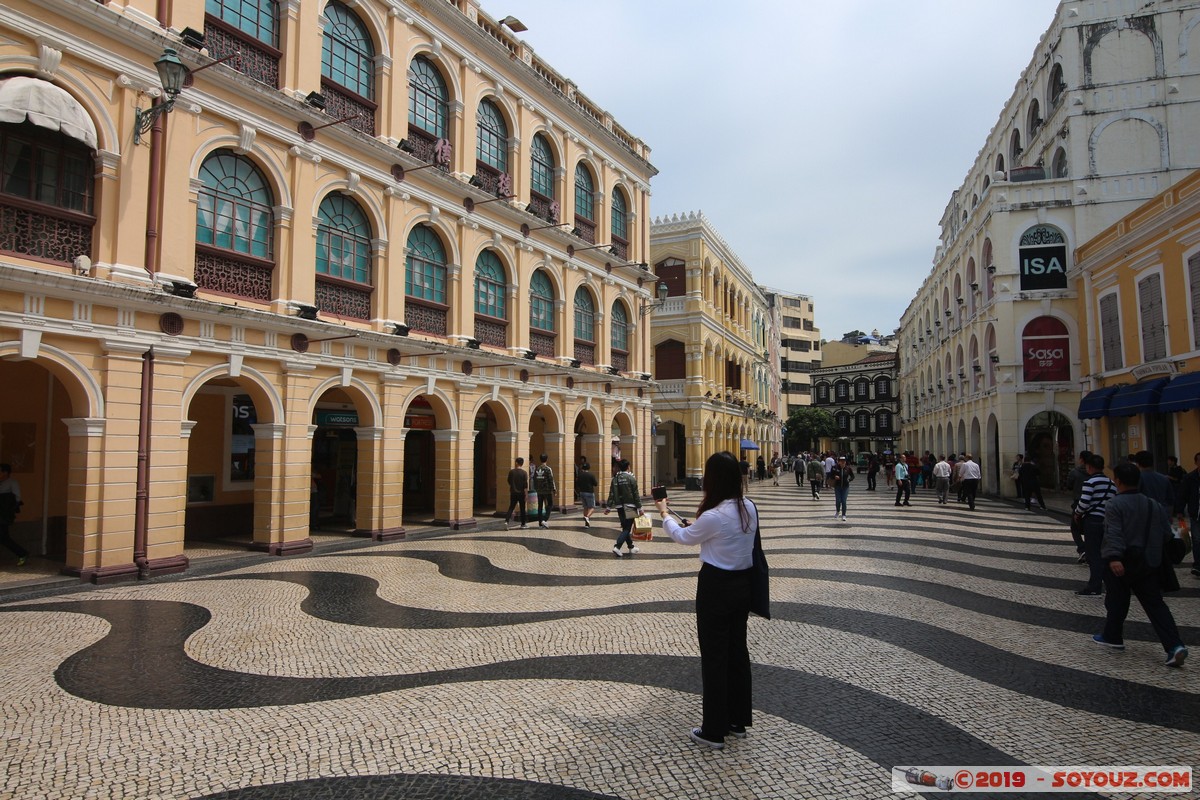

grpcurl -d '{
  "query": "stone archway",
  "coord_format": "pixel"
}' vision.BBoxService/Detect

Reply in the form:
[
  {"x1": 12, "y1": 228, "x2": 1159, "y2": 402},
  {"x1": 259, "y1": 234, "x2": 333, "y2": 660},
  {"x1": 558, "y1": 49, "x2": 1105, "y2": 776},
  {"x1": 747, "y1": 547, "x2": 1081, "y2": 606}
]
[{"x1": 1024, "y1": 410, "x2": 1074, "y2": 491}]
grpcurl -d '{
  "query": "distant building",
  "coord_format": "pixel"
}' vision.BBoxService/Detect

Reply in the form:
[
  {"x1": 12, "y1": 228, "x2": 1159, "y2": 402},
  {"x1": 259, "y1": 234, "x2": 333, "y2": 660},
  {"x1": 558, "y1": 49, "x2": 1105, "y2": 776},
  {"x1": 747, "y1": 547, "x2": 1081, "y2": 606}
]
[
  {"x1": 820, "y1": 329, "x2": 898, "y2": 370},
  {"x1": 761, "y1": 288, "x2": 822, "y2": 416},
  {"x1": 812, "y1": 352, "x2": 900, "y2": 456},
  {"x1": 900, "y1": 0, "x2": 1200, "y2": 495},
  {"x1": 649, "y1": 212, "x2": 782, "y2": 487}
]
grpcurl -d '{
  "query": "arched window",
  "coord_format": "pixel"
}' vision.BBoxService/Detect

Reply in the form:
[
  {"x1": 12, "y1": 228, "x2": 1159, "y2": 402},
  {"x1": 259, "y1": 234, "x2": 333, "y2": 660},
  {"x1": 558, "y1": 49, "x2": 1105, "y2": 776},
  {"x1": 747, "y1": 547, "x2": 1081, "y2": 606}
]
[
  {"x1": 573, "y1": 287, "x2": 596, "y2": 365},
  {"x1": 205, "y1": 0, "x2": 280, "y2": 86},
  {"x1": 408, "y1": 55, "x2": 448, "y2": 140},
  {"x1": 573, "y1": 162, "x2": 596, "y2": 242},
  {"x1": 529, "y1": 133, "x2": 557, "y2": 221},
  {"x1": 316, "y1": 195, "x2": 370, "y2": 283},
  {"x1": 315, "y1": 194, "x2": 371, "y2": 319},
  {"x1": 573, "y1": 287, "x2": 595, "y2": 340},
  {"x1": 611, "y1": 301, "x2": 629, "y2": 371},
  {"x1": 855, "y1": 378, "x2": 870, "y2": 400},
  {"x1": 405, "y1": 225, "x2": 448, "y2": 335},
  {"x1": 1027, "y1": 99, "x2": 1041, "y2": 137},
  {"x1": 206, "y1": 0, "x2": 278, "y2": 45},
  {"x1": 816, "y1": 383, "x2": 830, "y2": 403},
  {"x1": 474, "y1": 250, "x2": 506, "y2": 319},
  {"x1": 1009, "y1": 129, "x2": 1022, "y2": 165},
  {"x1": 875, "y1": 409, "x2": 891, "y2": 432},
  {"x1": 1048, "y1": 63, "x2": 1066, "y2": 107},
  {"x1": 834, "y1": 381, "x2": 849, "y2": 401},
  {"x1": 473, "y1": 249, "x2": 507, "y2": 348},
  {"x1": 875, "y1": 376, "x2": 890, "y2": 398},
  {"x1": 855, "y1": 411, "x2": 870, "y2": 432},
  {"x1": 529, "y1": 270, "x2": 556, "y2": 356},
  {"x1": 1052, "y1": 147, "x2": 1068, "y2": 178},
  {"x1": 475, "y1": 99, "x2": 508, "y2": 194},
  {"x1": 610, "y1": 187, "x2": 629, "y2": 259},
  {"x1": 195, "y1": 150, "x2": 274, "y2": 300},
  {"x1": 530, "y1": 272, "x2": 555, "y2": 331},
  {"x1": 836, "y1": 412, "x2": 850, "y2": 433},
  {"x1": 322, "y1": 1, "x2": 375, "y2": 134},
  {"x1": 0, "y1": 91, "x2": 95, "y2": 265},
  {"x1": 996, "y1": 154, "x2": 1005, "y2": 174}
]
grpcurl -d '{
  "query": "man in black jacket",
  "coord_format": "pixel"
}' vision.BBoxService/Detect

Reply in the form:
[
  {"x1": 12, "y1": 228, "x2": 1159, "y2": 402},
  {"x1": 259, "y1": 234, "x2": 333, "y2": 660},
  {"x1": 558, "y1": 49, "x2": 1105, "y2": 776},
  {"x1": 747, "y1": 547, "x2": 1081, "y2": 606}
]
[
  {"x1": 1174, "y1": 451, "x2": 1199, "y2": 578},
  {"x1": 1093, "y1": 462, "x2": 1188, "y2": 668}
]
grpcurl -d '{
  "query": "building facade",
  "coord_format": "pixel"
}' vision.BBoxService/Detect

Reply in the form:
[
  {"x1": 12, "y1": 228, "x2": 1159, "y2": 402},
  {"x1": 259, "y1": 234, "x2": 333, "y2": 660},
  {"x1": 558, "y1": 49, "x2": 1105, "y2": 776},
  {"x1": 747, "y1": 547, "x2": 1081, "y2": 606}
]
[
  {"x1": 761, "y1": 287, "x2": 821, "y2": 416},
  {"x1": 648, "y1": 212, "x2": 782, "y2": 488},
  {"x1": 899, "y1": 0, "x2": 1200, "y2": 495},
  {"x1": 0, "y1": 0, "x2": 656, "y2": 581},
  {"x1": 1073, "y1": 168, "x2": 1200, "y2": 466},
  {"x1": 812, "y1": 352, "x2": 899, "y2": 456}
]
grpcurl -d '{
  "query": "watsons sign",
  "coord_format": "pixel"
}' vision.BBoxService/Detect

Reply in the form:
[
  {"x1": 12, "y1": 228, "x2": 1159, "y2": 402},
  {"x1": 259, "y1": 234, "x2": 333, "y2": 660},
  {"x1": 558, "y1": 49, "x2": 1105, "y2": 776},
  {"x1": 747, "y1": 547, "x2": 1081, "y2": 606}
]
[{"x1": 1018, "y1": 225, "x2": 1069, "y2": 291}]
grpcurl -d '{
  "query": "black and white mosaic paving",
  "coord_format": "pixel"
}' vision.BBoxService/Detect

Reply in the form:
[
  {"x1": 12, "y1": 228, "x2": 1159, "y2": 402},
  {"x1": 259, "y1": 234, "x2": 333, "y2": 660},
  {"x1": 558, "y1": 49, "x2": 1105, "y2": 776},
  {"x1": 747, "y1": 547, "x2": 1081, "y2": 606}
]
[{"x1": 0, "y1": 485, "x2": 1195, "y2": 799}]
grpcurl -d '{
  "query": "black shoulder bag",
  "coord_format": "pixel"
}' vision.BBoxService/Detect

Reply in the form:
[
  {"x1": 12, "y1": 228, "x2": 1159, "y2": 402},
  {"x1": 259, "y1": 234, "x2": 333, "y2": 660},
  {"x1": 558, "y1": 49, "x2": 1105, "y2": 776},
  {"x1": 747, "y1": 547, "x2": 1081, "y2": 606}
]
[{"x1": 747, "y1": 499, "x2": 770, "y2": 619}]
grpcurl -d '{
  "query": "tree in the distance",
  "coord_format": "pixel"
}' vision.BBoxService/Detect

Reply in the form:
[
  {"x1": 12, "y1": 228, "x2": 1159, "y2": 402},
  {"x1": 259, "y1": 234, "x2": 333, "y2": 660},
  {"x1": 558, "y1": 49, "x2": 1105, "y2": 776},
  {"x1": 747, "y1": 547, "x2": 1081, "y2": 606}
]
[{"x1": 785, "y1": 406, "x2": 836, "y2": 453}]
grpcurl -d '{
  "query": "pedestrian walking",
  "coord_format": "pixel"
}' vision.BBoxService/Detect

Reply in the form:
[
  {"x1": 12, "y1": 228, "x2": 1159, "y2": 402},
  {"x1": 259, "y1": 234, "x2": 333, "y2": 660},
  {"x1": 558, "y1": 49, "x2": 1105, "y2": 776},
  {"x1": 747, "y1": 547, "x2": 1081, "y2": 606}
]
[
  {"x1": 1175, "y1": 452, "x2": 1199, "y2": 577},
  {"x1": 605, "y1": 459, "x2": 642, "y2": 557},
  {"x1": 1011, "y1": 454, "x2": 1026, "y2": 501},
  {"x1": 1134, "y1": 450, "x2": 1175, "y2": 512},
  {"x1": 1066, "y1": 451, "x2": 1093, "y2": 562},
  {"x1": 894, "y1": 458, "x2": 912, "y2": 506},
  {"x1": 830, "y1": 455, "x2": 854, "y2": 521},
  {"x1": 0, "y1": 463, "x2": 27, "y2": 566},
  {"x1": 756, "y1": 455, "x2": 766, "y2": 483},
  {"x1": 806, "y1": 456, "x2": 824, "y2": 500},
  {"x1": 504, "y1": 457, "x2": 529, "y2": 530},
  {"x1": 770, "y1": 454, "x2": 781, "y2": 486},
  {"x1": 1020, "y1": 454, "x2": 1047, "y2": 511},
  {"x1": 739, "y1": 456, "x2": 751, "y2": 493},
  {"x1": 1074, "y1": 454, "x2": 1117, "y2": 596},
  {"x1": 866, "y1": 454, "x2": 879, "y2": 491},
  {"x1": 577, "y1": 462, "x2": 599, "y2": 527},
  {"x1": 532, "y1": 454, "x2": 556, "y2": 528},
  {"x1": 959, "y1": 454, "x2": 981, "y2": 510},
  {"x1": 932, "y1": 455, "x2": 952, "y2": 505},
  {"x1": 793, "y1": 455, "x2": 804, "y2": 487},
  {"x1": 884, "y1": 452, "x2": 895, "y2": 488},
  {"x1": 1092, "y1": 462, "x2": 1189, "y2": 668},
  {"x1": 654, "y1": 451, "x2": 758, "y2": 750}
]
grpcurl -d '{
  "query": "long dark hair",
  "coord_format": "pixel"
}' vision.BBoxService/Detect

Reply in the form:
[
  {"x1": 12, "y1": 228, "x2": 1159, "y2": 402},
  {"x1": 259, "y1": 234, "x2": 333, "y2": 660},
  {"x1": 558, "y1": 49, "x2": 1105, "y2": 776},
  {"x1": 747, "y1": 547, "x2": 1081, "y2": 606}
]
[{"x1": 697, "y1": 451, "x2": 752, "y2": 532}]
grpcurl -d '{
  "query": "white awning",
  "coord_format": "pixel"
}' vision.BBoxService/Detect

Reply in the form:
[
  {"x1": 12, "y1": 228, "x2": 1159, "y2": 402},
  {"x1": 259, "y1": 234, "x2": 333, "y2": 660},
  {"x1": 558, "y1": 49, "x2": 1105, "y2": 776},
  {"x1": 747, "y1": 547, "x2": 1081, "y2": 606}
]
[{"x1": 0, "y1": 76, "x2": 97, "y2": 149}]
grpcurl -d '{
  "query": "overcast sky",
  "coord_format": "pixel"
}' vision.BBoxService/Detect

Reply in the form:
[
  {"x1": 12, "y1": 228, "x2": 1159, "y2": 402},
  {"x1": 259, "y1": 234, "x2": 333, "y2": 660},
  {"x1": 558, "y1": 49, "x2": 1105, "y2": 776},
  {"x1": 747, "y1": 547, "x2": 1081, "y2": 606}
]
[{"x1": 495, "y1": 0, "x2": 1060, "y2": 339}]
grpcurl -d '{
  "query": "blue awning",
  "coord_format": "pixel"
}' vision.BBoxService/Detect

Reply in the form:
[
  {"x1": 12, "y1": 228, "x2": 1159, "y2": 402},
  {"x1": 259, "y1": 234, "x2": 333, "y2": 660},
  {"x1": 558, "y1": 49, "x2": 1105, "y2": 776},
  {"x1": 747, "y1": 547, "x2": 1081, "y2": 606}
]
[
  {"x1": 1158, "y1": 372, "x2": 1200, "y2": 413},
  {"x1": 1077, "y1": 386, "x2": 1120, "y2": 419},
  {"x1": 739, "y1": 438, "x2": 760, "y2": 450},
  {"x1": 1106, "y1": 377, "x2": 1171, "y2": 417}
]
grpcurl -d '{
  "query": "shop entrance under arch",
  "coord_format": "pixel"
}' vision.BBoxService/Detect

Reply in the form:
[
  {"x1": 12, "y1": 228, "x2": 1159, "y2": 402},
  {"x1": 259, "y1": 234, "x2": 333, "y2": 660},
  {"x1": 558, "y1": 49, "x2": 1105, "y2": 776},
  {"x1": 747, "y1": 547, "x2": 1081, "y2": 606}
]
[{"x1": 1024, "y1": 410, "x2": 1074, "y2": 491}]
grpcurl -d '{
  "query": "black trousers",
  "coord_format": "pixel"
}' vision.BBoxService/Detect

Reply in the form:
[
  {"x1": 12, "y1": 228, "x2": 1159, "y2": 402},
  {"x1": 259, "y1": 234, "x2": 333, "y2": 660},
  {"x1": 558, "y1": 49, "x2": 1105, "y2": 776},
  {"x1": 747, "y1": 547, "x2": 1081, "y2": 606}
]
[
  {"x1": 1082, "y1": 517, "x2": 1105, "y2": 592},
  {"x1": 867, "y1": 472, "x2": 877, "y2": 490},
  {"x1": 1024, "y1": 482, "x2": 1046, "y2": 509},
  {"x1": 537, "y1": 493, "x2": 553, "y2": 523},
  {"x1": 894, "y1": 479, "x2": 910, "y2": 504},
  {"x1": 1101, "y1": 563, "x2": 1183, "y2": 652},
  {"x1": 505, "y1": 491, "x2": 526, "y2": 525},
  {"x1": 0, "y1": 519, "x2": 27, "y2": 560},
  {"x1": 1069, "y1": 515, "x2": 1085, "y2": 554},
  {"x1": 695, "y1": 562, "x2": 753, "y2": 741},
  {"x1": 962, "y1": 478, "x2": 979, "y2": 509}
]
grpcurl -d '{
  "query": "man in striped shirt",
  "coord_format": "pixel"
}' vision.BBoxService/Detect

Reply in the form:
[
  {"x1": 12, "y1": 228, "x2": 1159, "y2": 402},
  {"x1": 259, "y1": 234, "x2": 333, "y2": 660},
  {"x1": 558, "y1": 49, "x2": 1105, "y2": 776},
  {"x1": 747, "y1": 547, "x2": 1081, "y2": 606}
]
[{"x1": 1074, "y1": 454, "x2": 1117, "y2": 596}]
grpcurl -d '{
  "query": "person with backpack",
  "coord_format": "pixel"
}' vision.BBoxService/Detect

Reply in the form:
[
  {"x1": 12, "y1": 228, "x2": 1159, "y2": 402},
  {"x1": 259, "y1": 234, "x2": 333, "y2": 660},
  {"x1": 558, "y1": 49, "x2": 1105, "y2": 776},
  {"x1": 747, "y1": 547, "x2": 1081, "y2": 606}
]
[
  {"x1": 532, "y1": 453, "x2": 556, "y2": 529},
  {"x1": 605, "y1": 459, "x2": 642, "y2": 557},
  {"x1": 805, "y1": 456, "x2": 824, "y2": 500}
]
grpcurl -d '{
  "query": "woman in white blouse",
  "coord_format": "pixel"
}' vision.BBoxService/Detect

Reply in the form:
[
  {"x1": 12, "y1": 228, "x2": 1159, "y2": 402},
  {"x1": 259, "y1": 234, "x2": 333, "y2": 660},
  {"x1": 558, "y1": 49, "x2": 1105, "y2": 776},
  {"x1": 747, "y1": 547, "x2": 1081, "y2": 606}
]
[{"x1": 655, "y1": 451, "x2": 758, "y2": 750}]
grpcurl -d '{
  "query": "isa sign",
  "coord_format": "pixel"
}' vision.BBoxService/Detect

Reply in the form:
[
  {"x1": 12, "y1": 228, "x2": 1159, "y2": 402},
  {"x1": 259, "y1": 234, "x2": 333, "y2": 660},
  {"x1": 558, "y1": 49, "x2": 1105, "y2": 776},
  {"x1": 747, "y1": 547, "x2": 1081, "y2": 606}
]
[{"x1": 1020, "y1": 245, "x2": 1068, "y2": 291}]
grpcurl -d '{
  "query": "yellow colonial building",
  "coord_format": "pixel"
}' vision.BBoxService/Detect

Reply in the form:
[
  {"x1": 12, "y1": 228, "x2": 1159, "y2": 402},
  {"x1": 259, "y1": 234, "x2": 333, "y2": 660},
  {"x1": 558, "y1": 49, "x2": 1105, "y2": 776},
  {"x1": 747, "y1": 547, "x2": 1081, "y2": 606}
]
[
  {"x1": 648, "y1": 212, "x2": 782, "y2": 489},
  {"x1": 1074, "y1": 169, "x2": 1200, "y2": 465},
  {"x1": 0, "y1": 0, "x2": 656, "y2": 581}
]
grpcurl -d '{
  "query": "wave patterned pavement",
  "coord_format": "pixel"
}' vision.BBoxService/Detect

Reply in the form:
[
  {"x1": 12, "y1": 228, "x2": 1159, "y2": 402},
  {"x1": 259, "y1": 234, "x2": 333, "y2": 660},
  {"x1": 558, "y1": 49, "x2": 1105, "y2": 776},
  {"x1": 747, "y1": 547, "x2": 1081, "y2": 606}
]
[{"x1": 0, "y1": 482, "x2": 1195, "y2": 799}]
